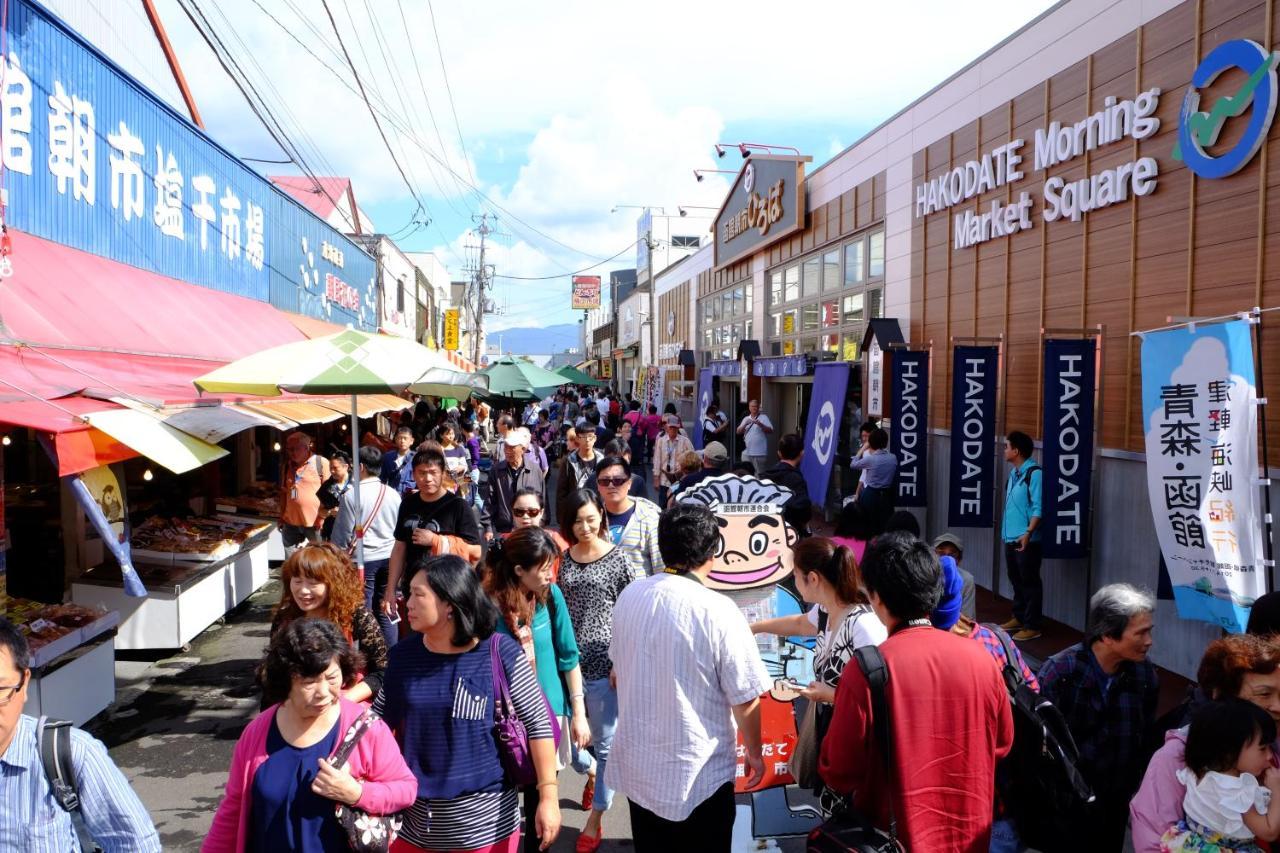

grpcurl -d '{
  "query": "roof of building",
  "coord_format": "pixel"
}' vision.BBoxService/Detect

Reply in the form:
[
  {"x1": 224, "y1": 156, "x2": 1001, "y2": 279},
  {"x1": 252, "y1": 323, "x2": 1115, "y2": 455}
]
[{"x1": 268, "y1": 176, "x2": 364, "y2": 233}]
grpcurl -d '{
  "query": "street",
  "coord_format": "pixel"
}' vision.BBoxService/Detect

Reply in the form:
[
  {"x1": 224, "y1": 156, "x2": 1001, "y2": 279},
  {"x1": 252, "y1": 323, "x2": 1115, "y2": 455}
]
[{"x1": 87, "y1": 570, "x2": 809, "y2": 852}]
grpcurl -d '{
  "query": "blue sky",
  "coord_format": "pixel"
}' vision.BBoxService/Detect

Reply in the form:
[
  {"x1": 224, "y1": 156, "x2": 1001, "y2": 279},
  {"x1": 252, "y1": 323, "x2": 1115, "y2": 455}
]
[{"x1": 155, "y1": 0, "x2": 1058, "y2": 332}]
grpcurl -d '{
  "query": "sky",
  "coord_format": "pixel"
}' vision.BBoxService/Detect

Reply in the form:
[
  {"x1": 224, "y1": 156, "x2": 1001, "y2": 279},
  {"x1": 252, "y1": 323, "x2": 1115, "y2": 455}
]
[{"x1": 154, "y1": 0, "x2": 1059, "y2": 335}]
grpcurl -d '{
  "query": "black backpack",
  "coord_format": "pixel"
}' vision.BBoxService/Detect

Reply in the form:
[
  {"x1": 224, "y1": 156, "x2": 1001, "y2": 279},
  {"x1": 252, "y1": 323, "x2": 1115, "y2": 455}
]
[
  {"x1": 983, "y1": 625, "x2": 1095, "y2": 851},
  {"x1": 37, "y1": 717, "x2": 102, "y2": 853}
]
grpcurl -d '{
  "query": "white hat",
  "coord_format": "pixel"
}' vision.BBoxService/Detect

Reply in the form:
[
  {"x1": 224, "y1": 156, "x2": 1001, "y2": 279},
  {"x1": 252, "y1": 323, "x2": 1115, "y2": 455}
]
[{"x1": 501, "y1": 427, "x2": 532, "y2": 448}]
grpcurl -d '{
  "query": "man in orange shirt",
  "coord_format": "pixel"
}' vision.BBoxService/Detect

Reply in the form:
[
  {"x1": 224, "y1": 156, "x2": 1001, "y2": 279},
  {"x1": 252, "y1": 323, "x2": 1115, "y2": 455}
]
[{"x1": 279, "y1": 431, "x2": 330, "y2": 557}]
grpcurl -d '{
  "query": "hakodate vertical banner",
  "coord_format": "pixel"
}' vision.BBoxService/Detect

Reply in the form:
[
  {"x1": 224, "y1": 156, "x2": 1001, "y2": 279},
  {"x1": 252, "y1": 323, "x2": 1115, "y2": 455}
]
[
  {"x1": 694, "y1": 369, "x2": 714, "y2": 450},
  {"x1": 948, "y1": 346, "x2": 998, "y2": 527},
  {"x1": 890, "y1": 351, "x2": 929, "y2": 508},
  {"x1": 800, "y1": 362, "x2": 850, "y2": 505},
  {"x1": 1041, "y1": 339, "x2": 1096, "y2": 559},
  {"x1": 1141, "y1": 320, "x2": 1264, "y2": 633}
]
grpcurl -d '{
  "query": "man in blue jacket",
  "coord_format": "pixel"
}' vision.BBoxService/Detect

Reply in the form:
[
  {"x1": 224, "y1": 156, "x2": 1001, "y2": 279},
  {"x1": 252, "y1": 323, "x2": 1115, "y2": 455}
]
[{"x1": 999, "y1": 430, "x2": 1043, "y2": 642}]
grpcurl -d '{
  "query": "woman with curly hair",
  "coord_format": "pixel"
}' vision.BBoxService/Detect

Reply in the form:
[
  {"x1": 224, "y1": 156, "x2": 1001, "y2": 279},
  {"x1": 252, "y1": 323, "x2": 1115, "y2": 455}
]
[
  {"x1": 204, "y1": 620, "x2": 416, "y2": 852},
  {"x1": 1131, "y1": 633, "x2": 1280, "y2": 851},
  {"x1": 484, "y1": 527, "x2": 590, "y2": 853},
  {"x1": 271, "y1": 543, "x2": 389, "y2": 704}
]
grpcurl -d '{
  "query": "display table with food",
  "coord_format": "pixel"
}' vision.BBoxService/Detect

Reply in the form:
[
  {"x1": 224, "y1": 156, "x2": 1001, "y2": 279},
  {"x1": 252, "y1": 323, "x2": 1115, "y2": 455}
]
[
  {"x1": 2, "y1": 595, "x2": 120, "y2": 725},
  {"x1": 71, "y1": 516, "x2": 275, "y2": 650},
  {"x1": 213, "y1": 483, "x2": 286, "y2": 561}
]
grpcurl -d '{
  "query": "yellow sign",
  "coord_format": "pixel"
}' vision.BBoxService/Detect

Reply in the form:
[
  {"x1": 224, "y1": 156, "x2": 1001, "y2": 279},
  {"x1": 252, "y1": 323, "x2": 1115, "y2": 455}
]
[
  {"x1": 600, "y1": 359, "x2": 613, "y2": 379},
  {"x1": 782, "y1": 313, "x2": 795, "y2": 335},
  {"x1": 843, "y1": 339, "x2": 859, "y2": 361},
  {"x1": 444, "y1": 309, "x2": 460, "y2": 351}
]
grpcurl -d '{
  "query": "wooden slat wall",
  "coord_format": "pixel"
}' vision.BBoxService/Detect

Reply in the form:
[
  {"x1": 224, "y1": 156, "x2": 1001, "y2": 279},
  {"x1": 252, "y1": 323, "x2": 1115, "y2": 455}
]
[
  {"x1": 912, "y1": 0, "x2": 1280, "y2": 464},
  {"x1": 658, "y1": 282, "x2": 692, "y2": 364}
]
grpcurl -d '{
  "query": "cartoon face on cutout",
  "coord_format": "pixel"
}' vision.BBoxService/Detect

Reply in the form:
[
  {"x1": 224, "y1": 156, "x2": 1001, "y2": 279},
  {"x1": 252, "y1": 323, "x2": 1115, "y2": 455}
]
[{"x1": 677, "y1": 474, "x2": 797, "y2": 590}]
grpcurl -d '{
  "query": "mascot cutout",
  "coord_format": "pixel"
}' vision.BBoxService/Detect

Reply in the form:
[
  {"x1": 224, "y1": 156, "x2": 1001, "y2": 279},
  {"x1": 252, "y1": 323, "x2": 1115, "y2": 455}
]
[{"x1": 677, "y1": 474, "x2": 822, "y2": 841}]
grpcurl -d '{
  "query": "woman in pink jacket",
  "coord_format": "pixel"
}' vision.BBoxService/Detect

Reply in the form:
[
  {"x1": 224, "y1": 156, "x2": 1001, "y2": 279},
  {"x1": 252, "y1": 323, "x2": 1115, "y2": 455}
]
[
  {"x1": 203, "y1": 619, "x2": 416, "y2": 852},
  {"x1": 1130, "y1": 633, "x2": 1280, "y2": 852}
]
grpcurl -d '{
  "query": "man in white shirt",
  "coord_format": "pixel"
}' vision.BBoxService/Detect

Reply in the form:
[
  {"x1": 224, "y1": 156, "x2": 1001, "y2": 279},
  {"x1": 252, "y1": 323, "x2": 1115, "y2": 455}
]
[
  {"x1": 609, "y1": 502, "x2": 769, "y2": 850},
  {"x1": 736, "y1": 398, "x2": 773, "y2": 475},
  {"x1": 332, "y1": 445, "x2": 402, "y2": 647}
]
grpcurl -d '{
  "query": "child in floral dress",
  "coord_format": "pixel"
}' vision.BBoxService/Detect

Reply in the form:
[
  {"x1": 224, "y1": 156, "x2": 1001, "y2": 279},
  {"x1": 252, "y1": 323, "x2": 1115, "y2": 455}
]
[{"x1": 1162, "y1": 700, "x2": 1280, "y2": 852}]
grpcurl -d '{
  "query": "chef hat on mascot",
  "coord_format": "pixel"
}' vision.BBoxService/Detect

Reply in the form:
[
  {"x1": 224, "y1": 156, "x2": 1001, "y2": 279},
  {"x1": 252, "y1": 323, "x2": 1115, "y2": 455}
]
[{"x1": 676, "y1": 474, "x2": 797, "y2": 591}]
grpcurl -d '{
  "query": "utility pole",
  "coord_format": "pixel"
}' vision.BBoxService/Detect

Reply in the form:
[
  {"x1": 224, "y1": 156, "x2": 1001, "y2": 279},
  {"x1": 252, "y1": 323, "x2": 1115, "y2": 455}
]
[{"x1": 468, "y1": 212, "x2": 494, "y2": 366}]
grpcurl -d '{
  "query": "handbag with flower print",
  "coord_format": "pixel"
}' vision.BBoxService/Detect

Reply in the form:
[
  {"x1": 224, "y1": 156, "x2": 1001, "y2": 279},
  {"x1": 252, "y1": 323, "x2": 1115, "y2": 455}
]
[{"x1": 331, "y1": 710, "x2": 407, "y2": 852}]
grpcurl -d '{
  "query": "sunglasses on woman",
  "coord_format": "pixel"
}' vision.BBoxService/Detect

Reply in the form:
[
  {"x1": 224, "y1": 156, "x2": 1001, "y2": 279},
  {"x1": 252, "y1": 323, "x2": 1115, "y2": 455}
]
[{"x1": 511, "y1": 507, "x2": 542, "y2": 518}]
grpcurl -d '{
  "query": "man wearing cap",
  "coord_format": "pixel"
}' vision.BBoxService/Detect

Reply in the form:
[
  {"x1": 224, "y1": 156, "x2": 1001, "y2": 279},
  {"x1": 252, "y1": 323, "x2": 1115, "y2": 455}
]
[
  {"x1": 481, "y1": 427, "x2": 546, "y2": 537},
  {"x1": 653, "y1": 416, "x2": 694, "y2": 508},
  {"x1": 762, "y1": 433, "x2": 813, "y2": 536},
  {"x1": 933, "y1": 533, "x2": 977, "y2": 620},
  {"x1": 666, "y1": 440, "x2": 728, "y2": 507}
]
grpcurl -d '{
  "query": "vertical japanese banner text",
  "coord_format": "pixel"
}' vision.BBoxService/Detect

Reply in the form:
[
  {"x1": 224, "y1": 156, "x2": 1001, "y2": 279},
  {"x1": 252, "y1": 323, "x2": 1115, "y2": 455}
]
[
  {"x1": 948, "y1": 346, "x2": 998, "y2": 527},
  {"x1": 1141, "y1": 320, "x2": 1263, "y2": 633},
  {"x1": 800, "y1": 362, "x2": 850, "y2": 505},
  {"x1": 866, "y1": 338, "x2": 885, "y2": 417},
  {"x1": 1041, "y1": 339, "x2": 1096, "y2": 559},
  {"x1": 890, "y1": 351, "x2": 929, "y2": 508},
  {"x1": 694, "y1": 368, "x2": 714, "y2": 449}
]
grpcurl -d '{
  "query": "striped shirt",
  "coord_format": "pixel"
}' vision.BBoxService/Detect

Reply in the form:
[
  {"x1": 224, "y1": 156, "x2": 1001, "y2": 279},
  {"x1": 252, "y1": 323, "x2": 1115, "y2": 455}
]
[
  {"x1": 609, "y1": 572, "x2": 771, "y2": 821},
  {"x1": 610, "y1": 497, "x2": 665, "y2": 579},
  {"x1": 0, "y1": 714, "x2": 161, "y2": 852},
  {"x1": 373, "y1": 633, "x2": 552, "y2": 850}
]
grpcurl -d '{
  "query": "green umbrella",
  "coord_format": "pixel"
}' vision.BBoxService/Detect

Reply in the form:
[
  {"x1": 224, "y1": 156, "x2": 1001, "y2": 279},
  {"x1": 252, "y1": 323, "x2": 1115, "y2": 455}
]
[
  {"x1": 481, "y1": 355, "x2": 571, "y2": 397},
  {"x1": 554, "y1": 364, "x2": 607, "y2": 386}
]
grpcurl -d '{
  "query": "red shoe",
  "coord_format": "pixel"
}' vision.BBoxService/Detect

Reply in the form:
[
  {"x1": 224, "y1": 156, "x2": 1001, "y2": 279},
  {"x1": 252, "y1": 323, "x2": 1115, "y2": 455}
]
[
  {"x1": 580, "y1": 775, "x2": 595, "y2": 811},
  {"x1": 575, "y1": 825, "x2": 603, "y2": 853}
]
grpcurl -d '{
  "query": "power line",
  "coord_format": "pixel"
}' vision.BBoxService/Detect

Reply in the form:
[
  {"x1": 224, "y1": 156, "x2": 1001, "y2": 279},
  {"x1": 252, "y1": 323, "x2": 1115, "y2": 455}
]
[
  {"x1": 492, "y1": 240, "x2": 640, "y2": 280},
  {"x1": 319, "y1": 0, "x2": 430, "y2": 223},
  {"x1": 425, "y1": 0, "x2": 476, "y2": 186}
]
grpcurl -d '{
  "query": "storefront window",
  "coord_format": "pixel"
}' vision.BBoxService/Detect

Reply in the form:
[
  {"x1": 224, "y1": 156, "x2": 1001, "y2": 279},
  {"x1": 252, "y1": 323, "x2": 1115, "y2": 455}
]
[
  {"x1": 770, "y1": 311, "x2": 782, "y2": 337},
  {"x1": 823, "y1": 333, "x2": 840, "y2": 354},
  {"x1": 732, "y1": 286, "x2": 745, "y2": 319},
  {"x1": 744, "y1": 319, "x2": 753, "y2": 340},
  {"x1": 868, "y1": 287, "x2": 884, "y2": 319},
  {"x1": 842, "y1": 292, "x2": 864, "y2": 323},
  {"x1": 803, "y1": 257, "x2": 821, "y2": 299},
  {"x1": 782, "y1": 339, "x2": 796, "y2": 355},
  {"x1": 770, "y1": 272, "x2": 783, "y2": 305},
  {"x1": 801, "y1": 302, "x2": 820, "y2": 331},
  {"x1": 745, "y1": 285, "x2": 753, "y2": 314},
  {"x1": 822, "y1": 300, "x2": 839, "y2": 327},
  {"x1": 712, "y1": 297, "x2": 722, "y2": 321},
  {"x1": 869, "y1": 231, "x2": 885, "y2": 278},
  {"x1": 782, "y1": 309, "x2": 797, "y2": 336},
  {"x1": 823, "y1": 249, "x2": 840, "y2": 292},
  {"x1": 843, "y1": 336, "x2": 859, "y2": 361},
  {"x1": 785, "y1": 266, "x2": 800, "y2": 301},
  {"x1": 844, "y1": 240, "x2": 864, "y2": 286}
]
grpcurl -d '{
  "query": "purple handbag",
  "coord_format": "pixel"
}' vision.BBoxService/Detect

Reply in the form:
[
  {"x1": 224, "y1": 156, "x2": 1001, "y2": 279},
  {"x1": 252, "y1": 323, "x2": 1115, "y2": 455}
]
[{"x1": 489, "y1": 635, "x2": 562, "y2": 787}]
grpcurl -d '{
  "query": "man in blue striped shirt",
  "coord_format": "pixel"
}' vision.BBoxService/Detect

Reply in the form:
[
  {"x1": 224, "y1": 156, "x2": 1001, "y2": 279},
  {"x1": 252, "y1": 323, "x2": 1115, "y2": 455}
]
[{"x1": 0, "y1": 617, "x2": 160, "y2": 852}]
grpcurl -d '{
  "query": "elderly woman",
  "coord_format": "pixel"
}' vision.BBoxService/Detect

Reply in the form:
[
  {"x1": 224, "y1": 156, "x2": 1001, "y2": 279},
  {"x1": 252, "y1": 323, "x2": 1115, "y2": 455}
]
[
  {"x1": 1130, "y1": 633, "x2": 1280, "y2": 851},
  {"x1": 204, "y1": 620, "x2": 416, "y2": 852},
  {"x1": 375, "y1": 555, "x2": 560, "y2": 853}
]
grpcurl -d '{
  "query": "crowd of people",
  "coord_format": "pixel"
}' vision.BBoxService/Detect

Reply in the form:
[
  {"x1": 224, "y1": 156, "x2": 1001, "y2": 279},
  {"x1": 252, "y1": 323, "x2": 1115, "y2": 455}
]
[{"x1": 5, "y1": 390, "x2": 1280, "y2": 852}]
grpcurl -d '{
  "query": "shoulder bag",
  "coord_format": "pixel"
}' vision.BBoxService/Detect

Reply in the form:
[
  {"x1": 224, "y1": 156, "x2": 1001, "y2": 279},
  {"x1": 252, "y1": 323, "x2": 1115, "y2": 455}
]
[
  {"x1": 37, "y1": 717, "x2": 102, "y2": 853},
  {"x1": 806, "y1": 645, "x2": 902, "y2": 852},
  {"x1": 490, "y1": 635, "x2": 562, "y2": 787},
  {"x1": 347, "y1": 484, "x2": 389, "y2": 558},
  {"x1": 330, "y1": 710, "x2": 406, "y2": 851}
]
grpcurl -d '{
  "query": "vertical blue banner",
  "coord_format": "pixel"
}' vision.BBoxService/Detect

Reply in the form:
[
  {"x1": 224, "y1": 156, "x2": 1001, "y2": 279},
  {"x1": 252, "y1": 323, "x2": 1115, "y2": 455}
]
[
  {"x1": 948, "y1": 346, "x2": 999, "y2": 527},
  {"x1": 890, "y1": 351, "x2": 929, "y2": 507},
  {"x1": 694, "y1": 368, "x2": 714, "y2": 449},
  {"x1": 1041, "y1": 339, "x2": 1096, "y2": 559},
  {"x1": 800, "y1": 362, "x2": 850, "y2": 506}
]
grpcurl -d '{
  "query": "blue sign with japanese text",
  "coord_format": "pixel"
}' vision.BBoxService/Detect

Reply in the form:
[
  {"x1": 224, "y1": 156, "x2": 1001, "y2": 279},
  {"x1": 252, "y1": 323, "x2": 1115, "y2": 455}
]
[
  {"x1": 1041, "y1": 339, "x2": 1096, "y2": 559},
  {"x1": 0, "y1": 0, "x2": 376, "y2": 328},
  {"x1": 694, "y1": 368, "x2": 713, "y2": 449},
  {"x1": 799, "y1": 362, "x2": 848, "y2": 506}
]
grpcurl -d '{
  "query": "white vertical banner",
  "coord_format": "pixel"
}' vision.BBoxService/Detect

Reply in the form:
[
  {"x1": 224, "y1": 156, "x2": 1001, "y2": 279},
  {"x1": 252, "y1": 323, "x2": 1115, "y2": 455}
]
[
  {"x1": 866, "y1": 338, "x2": 884, "y2": 417},
  {"x1": 1141, "y1": 319, "x2": 1264, "y2": 633}
]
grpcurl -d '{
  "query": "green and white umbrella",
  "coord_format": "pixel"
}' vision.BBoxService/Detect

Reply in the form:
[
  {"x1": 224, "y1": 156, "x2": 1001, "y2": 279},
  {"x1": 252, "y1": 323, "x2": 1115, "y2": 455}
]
[
  {"x1": 194, "y1": 328, "x2": 488, "y2": 570},
  {"x1": 480, "y1": 355, "x2": 572, "y2": 399}
]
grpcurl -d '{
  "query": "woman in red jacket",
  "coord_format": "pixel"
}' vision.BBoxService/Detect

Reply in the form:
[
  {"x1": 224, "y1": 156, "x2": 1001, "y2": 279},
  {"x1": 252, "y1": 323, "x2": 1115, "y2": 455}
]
[{"x1": 204, "y1": 620, "x2": 416, "y2": 853}]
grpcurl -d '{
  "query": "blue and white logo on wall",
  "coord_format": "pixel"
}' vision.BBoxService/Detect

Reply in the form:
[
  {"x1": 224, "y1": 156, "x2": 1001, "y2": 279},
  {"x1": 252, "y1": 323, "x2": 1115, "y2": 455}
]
[
  {"x1": 810, "y1": 401, "x2": 835, "y2": 466},
  {"x1": 1175, "y1": 39, "x2": 1279, "y2": 179}
]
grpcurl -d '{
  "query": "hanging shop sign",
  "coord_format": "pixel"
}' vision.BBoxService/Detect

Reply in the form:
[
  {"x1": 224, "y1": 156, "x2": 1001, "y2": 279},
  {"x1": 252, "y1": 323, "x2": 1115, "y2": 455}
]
[
  {"x1": 1041, "y1": 339, "x2": 1097, "y2": 559},
  {"x1": 571, "y1": 275, "x2": 601, "y2": 310},
  {"x1": 710, "y1": 359, "x2": 741, "y2": 378},
  {"x1": 1140, "y1": 320, "x2": 1264, "y2": 633},
  {"x1": 712, "y1": 156, "x2": 808, "y2": 270},
  {"x1": 890, "y1": 351, "x2": 929, "y2": 508},
  {"x1": 694, "y1": 368, "x2": 714, "y2": 449},
  {"x1": 948, "y1": 346, "x2": 998, "y2": 528},
  {"x1": 0, "y1": 0, "x2": 376, "y2": 327},
  {"x1": 866, "y1": 339, "x2": 885, "y2": 417},
  {"x1": 914, "y1": 87, "x2": 1162, "y2": 249},
  {"x1": 800, "y1": 362, "x2": 850, "y2": 504},
  {"x1": 1175, "y1": 40, "x2": 1278, "y2": 179},
  {"x1": 443, "y1": 308, "x2": 460, "y2": 351},
  {"x1": 753, "y1": 355, "x2": 808, "y2": 377}
]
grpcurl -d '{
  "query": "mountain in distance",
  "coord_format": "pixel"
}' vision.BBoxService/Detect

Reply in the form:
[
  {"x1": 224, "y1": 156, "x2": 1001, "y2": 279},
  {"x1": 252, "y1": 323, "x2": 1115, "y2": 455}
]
[{"x1": 491, "y1": 323, "x2": 580, "y2": 354}]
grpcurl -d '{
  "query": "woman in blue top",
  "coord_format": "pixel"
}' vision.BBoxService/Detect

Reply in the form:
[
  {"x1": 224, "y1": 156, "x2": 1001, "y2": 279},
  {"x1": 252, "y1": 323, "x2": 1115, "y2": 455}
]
[
  {"x1": 373, "y1": 555, "x2": 560, "y2": 852},
  {"x1": 484, "y1": 527, "x2": 591, "y2": 853}
]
